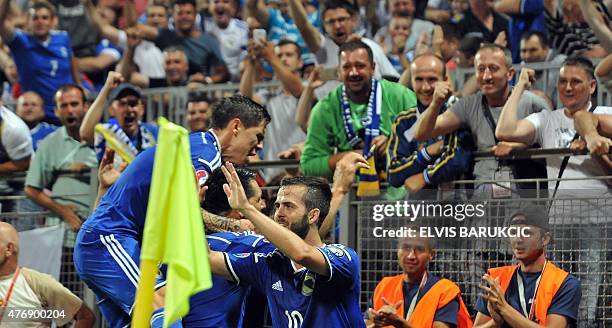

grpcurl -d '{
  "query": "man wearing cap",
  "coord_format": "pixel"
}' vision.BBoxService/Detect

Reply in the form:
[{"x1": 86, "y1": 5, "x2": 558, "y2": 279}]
[
  {"x1": 80, "y1": 72, "x2": 159, "y2": 163},
  {"x1": 366, "y1": 232, "x2": 473, "y2": 328},
  {"x1": 474, "y1": 203, "x2": 581, "y2": 328}
]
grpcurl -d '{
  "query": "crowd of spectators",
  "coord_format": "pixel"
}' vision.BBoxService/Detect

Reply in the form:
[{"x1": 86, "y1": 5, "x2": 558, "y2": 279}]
[{"x1": 0, "y1": 0, "x2": 611, "y2": 325}]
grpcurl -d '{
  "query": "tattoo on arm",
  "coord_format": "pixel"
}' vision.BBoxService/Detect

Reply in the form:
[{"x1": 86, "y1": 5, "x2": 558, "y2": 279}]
[{"x1": 202, "y1": 209, "x2": 239, "y2": 232}]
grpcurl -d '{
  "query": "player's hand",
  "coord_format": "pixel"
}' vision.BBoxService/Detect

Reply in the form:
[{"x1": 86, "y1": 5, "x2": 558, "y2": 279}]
[
  {"x1": 235, "y1": 219, "x2": 255, "y2": 232},
  {"x1": 104, "y1": 71, "x2": 124, "y2": 91},
  {"x1": 491, "y1": 141, "x2": 514, "y2": 157},
  {"x1": 333, "y1": 153, "x2": 369, "y2": 194},
  {"x1": 517, "y1": 68, "x2": 536, "y2": 90},
  {"x1": 585, "y1": 135, "x2": 612, "y2": 156},
  {"x1": 432, "y1": 81, "x2": 453, "y2": 106},
  {"x1": 98, "y1": 149, "x2": 127, "y2": 190},
  {"x1": 221, "y1": 162, "x2": 253, "y2": 213},
  {"x1": 59, "y1": 204, "x2": 83, "y2": 231}
]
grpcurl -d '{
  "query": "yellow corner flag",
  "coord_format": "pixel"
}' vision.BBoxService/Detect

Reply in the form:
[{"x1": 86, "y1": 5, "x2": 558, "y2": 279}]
[{"x1": 132, "y1": 117, "x2": 212, "y2": 328}]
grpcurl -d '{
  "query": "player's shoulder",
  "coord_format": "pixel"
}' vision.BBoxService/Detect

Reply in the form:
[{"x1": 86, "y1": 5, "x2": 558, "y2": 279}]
[{"x1": 321, "y1": 244, "x2": 358, "y2": 261}]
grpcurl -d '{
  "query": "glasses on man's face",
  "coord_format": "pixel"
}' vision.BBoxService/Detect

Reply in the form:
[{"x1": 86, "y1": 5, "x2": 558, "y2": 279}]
[
  {"x1": 324, "y1": 16, "x2": 350, "y2": 26},
  {"x1": 118, "y1": 99, "x2": 140, "y2": 108}
]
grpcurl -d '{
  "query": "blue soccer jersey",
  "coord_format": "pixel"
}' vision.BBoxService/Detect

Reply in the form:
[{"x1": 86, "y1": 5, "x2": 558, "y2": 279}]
[
  {"x1": 8, "y1": 29, "x2": 75, "y2": 122},
  {"x1": 83, "y1": 130, "x2": 222, "y2": 236},
  {"x1": 190, "y1": 131, "x2": 223, "y2": 187},
  {"x1": 31, "y1": 122, "x2": 57, "y2": 151},
  {"x1": 154, "y1": 232, "x2": 276, "y2": 328},
  {"x1": 225, "y1": 244, "x2": 365, "y2": 328}
]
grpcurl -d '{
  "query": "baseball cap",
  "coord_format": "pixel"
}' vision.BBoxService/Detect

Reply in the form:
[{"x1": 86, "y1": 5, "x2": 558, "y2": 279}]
[
  {"x1": 108, "y1": 83, "x2": 142, "y2": 102},
  {"x1": 508, "y1": 203, "x2": 550, "y2": 231}
]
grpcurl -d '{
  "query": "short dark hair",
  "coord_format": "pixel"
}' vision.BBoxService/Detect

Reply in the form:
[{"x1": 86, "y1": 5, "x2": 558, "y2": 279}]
[
  {"x1": 520, "y1": 31, "x2": 549, "y2": 49},
  {"x1": 279, "y1": 176, "x2": 331, "y2": 228},
  {"x1": 562, "y1": 56, "x2": 595, "y2": 80},
  {"x1": 277, "y1": 39, "x2": 301, "y2": 57},
  {"x1": 187, "y1": 90, "x2": 213, "y2": 104},
  {"x1": 30, "y1": 0, "x2": 56, "y2": 17},
  {"x1": 441, "y1": 22, "x2": 461, "y2": 41},
  {"x1": 338, "y1": 40, "x2": 374, "y2": 65},
  {"x1": 322, "y1": 0, "x2": 356, "y2": 18},
  {"x1": 202, "y1": 167, "x2": 257, "y2": 215},
  {"x1": 148, "y1": 0, "x2": 169, "y2": 12},
  {"x1": 209, "y1": 95, "x2": 271, "y2": 129},
  {"x1": 55, "y1": 84, "x2": 87, "y2": 105},
  {"x1": 173, "y1": 0, "x2": 196, "y2": 8},
  {"x1": 477, "y1": 43, "x2": 513, "y2": 68}
]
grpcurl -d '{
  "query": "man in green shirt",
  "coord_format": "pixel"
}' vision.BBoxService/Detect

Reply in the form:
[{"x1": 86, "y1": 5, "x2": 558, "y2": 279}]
[{"x1": 301, "y1": 40, "x2": 417, "y2": 177}]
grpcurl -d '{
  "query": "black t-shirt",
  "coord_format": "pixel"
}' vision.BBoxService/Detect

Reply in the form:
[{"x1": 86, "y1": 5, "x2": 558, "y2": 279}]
[
  {"x1": 51, "y1": 0, "x2": 99, "y2": 57},
  {"x1": 457, "y1": 10, "x2": 509, "y2": 44},
  {"x1": 154, "y1": 28, "x2": 226, "y2": 76}
]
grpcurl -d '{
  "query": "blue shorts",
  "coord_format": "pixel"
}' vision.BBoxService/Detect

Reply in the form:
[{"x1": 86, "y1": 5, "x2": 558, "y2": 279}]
[{"x1": 74, "y1": 227, "x2": 141, "y2": 328}]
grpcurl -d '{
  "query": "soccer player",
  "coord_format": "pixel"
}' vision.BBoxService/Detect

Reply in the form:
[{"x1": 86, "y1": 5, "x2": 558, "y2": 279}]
[
  {"x1": 73, "y1": 95, "x2": 270, "y2": 327},
  {"x1": 152, "y1": 167, "x2": 274, "y2": 328},
  {"x1": 209, "y1": 163, "x2": 366, "y2": 327},
  {"x1": 366, "y1": 233, "x2": 473, "y2": 327}
]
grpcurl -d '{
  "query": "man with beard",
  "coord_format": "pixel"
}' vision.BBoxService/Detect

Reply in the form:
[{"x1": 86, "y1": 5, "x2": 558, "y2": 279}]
[
  {"x1": 474, "y1": 203, "x2": 581, "y2": 327},
  {"x1": 209, "y1": 167, "x2": 366, "y2": 327},
  {"x1": 74, "y1": 94, "x2": 269, "y2": 327},
  {"x1": 301, "y1": 40, "x2": 416, "y2": 178},
  {"x1": 79, "y1": 72, "x2": 159, "y2": 163},
  {"x1": 137, "y1": 0, "x2": 229, "y2": 84},
  {"x1": 386, "y1": 53, "x2": 474, "y2": 195},
  {"x1": 25, "y1": 84, "x2": 97, "y2": 233}
]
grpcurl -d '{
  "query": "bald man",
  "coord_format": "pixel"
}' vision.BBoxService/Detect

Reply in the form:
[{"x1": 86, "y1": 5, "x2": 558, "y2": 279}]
[{"x1": 0, "y1": 222, "x2": 95, "y2": 327}]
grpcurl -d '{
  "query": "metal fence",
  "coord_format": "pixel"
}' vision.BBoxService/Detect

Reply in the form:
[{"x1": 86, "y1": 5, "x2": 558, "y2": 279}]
[{"x1": 351, "y1": 177, "x2": 612, "y2": 327}]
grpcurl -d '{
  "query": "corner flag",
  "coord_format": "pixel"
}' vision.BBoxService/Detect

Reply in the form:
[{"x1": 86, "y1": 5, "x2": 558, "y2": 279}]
[{"x1": 132, "y1": 118, "x2": 212, "y2": 328}]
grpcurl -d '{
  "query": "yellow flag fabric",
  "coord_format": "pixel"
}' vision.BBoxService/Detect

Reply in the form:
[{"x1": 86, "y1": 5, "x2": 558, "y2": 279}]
[{"x1": 138, "y1": 117, "x2": 212, "y2": 327}]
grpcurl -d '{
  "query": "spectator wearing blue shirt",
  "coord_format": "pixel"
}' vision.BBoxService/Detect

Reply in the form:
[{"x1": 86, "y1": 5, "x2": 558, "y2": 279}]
[
  {"x1": 474, "y1": 203, "x2": 582, "y2": 328},
  {"x1": 209, "y1": 172, "x2": 366, "y2": 328},
  {"x1": 495, "y1": 0, "x2": 546, "y2": 64},
  {"x1": 79, "y1": 72, "x2": 159, "y2": 163},
  {"x1": 246, "y1": 0, "x2": 320, "y2": 66},
  {"x1": 15, "y1": 91, "x2": 57, "y2": 151},
  {"x1": 0, "y1": 0, "x2": 82, "y2": 125}
]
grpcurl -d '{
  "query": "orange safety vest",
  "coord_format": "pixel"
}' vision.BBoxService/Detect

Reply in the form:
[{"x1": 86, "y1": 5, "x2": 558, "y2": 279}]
[
  {"x1": 372, "y1": 274, "x2": 473, "y2": 328},
  {"x1": 487, "y1": 262, "x2": 569, "y2": 325}
]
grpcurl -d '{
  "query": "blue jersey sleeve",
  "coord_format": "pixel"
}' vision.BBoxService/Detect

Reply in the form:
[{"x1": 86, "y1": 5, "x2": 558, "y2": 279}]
[
  {"x1": 189, "y1": 132, "x2": 222, "y2": 187},
  {"x1": 6, "y1": 29, "x2": 28, "y2": 51},
  {"x1": 547, "y1": 275, "x2": 581, "y2": 322},
  {"x1": 318, "y1": 244, "x2": 360, "y2": 289},
  {"x1": 422, "y1": 128, "x2": 474, "y2": 185},
  {"x1": 224, "y1": 251, "x2": 273, "y2": 291},
  {"x1": 434, "y1": 299, "x2": 458, "y2": 327}
]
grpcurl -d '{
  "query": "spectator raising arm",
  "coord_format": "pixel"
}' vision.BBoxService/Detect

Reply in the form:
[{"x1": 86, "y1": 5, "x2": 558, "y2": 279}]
[
  {"x1": 295, "y1": 67, "x2": 323, "y2": 132},
  {"x1": 287, "y1": 0, "x2": 322, "y2": 53},
  {"x1": 79, "y1": 72, "x2": 124, "y2": 145},
  {"x1": 245, "y1": 0, "x2": 270, "y2": 30},
  {"x1": 258, "y1": 39, "x2": 303, "y2": 97},
  {"x1": 0, "y1": 0, "x2": 15, "y2": 42},
  {"x1": 83, "y1": 0, "x2": 121, "y2": 45},
  {"x1": 578, "y1": 0, "x2": 612, "y2": 53},
  {"x1": 239, "y1": 42, "x2": 262, "y2": 103},
  {"x1": 116, "y1": 31, "x2": 149, "y2": 88},
  {"x1": 413, "y1": 83, "x2": 461, "y2": 141},
  {"x1": 495, "y1": 69, "x2": 537, "y2": 144}
]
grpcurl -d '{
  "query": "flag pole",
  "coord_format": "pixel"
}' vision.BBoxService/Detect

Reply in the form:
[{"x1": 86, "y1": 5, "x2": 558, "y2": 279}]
[{"x1": 131, "y1": 259, "x2": 157, "y2": 327}]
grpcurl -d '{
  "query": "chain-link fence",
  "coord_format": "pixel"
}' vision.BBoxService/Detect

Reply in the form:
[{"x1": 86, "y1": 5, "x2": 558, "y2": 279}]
[{"x1": 354, "y1": 177, "x2": 612, "y2": 327}]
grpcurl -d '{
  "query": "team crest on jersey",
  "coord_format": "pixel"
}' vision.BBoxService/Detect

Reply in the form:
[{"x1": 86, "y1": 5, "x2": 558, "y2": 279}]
[
  {"x1": 301, "y1": 272, "x2": 316, "y2": 296},
  {"x1": 326, "y1": 245, "x2": 346, "y2": 257},
  {"x1": 196, "y1": 170, "x2": 209, "y2": 186}
]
